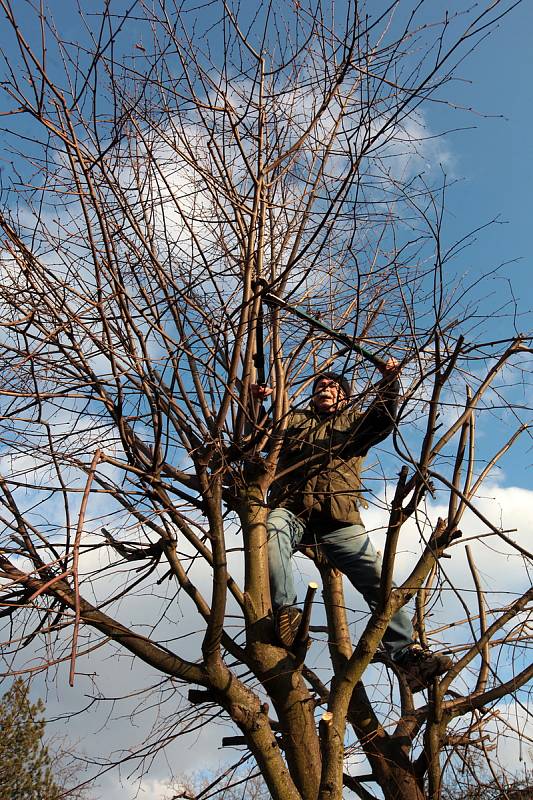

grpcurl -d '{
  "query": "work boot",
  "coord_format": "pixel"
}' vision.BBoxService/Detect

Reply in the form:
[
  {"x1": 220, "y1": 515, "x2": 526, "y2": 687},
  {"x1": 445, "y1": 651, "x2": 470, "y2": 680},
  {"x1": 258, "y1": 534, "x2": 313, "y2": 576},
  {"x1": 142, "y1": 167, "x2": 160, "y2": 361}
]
[
  {"x1": 395, "y1": 644, "x2": 453, "y2": 693},
  {"x1": 274, "y1": 605, "x2": 302, "y2": 648}
]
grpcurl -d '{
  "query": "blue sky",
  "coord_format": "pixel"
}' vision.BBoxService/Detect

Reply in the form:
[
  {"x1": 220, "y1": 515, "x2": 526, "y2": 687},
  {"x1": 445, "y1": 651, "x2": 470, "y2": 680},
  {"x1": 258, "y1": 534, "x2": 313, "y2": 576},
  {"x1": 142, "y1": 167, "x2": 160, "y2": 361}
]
[
  {"x1": 443, "y1": 0, "x2": 532, "y2": 280},
  {"x1": 427, "y1": 0, "x2": 531, "y2": 325},
  {"x1": 411, "y1": 0, "x2": 533, "y2": 486}
]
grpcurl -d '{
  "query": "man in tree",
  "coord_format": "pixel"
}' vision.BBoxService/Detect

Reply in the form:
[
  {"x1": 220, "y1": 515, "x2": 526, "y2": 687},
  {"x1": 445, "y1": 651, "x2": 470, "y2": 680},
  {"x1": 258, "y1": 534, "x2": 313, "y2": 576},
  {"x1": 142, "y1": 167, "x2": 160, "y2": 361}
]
[{"x1": 252, "y1": 360, "x2": 452, "y2": 691}]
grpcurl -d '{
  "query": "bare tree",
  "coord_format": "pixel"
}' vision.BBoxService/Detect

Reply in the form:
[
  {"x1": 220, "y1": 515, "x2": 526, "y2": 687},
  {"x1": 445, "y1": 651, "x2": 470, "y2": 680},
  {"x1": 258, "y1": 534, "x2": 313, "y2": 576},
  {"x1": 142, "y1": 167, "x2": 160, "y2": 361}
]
[
  {"x1": 442, "y1": 760, "x2": 533, "y2": 800},
  {"x1": 172, "y1": 768, "x2": 270, "y2": 800},
  {"x1": 0, "y1": 2, "x2": 530, "y2": 799}
]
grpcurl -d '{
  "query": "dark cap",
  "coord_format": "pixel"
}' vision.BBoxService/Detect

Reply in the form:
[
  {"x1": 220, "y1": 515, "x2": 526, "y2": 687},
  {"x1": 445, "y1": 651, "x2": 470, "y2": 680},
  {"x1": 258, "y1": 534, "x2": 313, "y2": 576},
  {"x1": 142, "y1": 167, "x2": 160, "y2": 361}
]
[{"x1": 312, "y1": 371, "x2": 351, "y2": 400}]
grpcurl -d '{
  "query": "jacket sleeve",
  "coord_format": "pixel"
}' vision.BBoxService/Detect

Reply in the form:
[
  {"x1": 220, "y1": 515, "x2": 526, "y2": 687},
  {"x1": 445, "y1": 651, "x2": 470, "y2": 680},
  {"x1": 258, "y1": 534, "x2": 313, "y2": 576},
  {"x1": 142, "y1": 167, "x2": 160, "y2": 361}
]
[{"x1": 345, "y1": 377, "x2": 399, "y2": 456}]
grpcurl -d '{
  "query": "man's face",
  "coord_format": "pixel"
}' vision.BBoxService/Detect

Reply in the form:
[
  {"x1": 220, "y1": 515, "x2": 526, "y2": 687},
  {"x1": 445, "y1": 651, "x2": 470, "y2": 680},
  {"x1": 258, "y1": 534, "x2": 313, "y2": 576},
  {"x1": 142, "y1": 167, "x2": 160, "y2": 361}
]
[{"x1": 313, "y1": 378, "x2": 347, "y2": 414}]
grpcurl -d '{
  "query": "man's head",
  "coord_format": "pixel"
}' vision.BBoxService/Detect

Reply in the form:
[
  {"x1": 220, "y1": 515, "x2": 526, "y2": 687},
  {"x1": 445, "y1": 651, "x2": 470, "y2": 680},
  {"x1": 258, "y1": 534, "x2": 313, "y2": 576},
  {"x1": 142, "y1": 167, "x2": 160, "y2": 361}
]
[{"x1": 312, "y1": 372, "x2": 350, "y2": 414}]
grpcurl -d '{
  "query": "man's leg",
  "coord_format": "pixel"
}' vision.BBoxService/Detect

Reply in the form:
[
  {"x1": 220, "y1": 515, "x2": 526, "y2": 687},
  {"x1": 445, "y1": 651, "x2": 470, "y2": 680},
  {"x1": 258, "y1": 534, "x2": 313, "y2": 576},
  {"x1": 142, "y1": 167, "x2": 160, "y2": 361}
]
[
  {"x1": 267, "y1": 508, "x2": 308, "y2": 647},
  {"x1": 318, "y1": 523, "x2": 413, "y2": 658},
  {"x1": 267, "y1": 507, "x2": 306, "y2": 609},
  {"x1": 319, "y1": 523, "x2": 452, "y2": 690}
]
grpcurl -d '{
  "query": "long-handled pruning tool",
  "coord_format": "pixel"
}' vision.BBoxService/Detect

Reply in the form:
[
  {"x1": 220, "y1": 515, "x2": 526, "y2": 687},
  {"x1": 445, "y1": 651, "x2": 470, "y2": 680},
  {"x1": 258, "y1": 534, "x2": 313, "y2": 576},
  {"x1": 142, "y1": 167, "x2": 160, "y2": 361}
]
[{"x1": 262, "y1": 292, "x2": 387, "y2": 370}]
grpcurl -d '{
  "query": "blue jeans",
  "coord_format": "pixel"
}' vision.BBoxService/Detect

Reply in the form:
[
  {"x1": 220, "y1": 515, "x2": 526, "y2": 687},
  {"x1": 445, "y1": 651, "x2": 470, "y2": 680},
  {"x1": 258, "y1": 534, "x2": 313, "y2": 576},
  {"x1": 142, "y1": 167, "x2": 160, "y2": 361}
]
[{"x1": 267, "y1": 507, "x2": 414, "y2": 659}]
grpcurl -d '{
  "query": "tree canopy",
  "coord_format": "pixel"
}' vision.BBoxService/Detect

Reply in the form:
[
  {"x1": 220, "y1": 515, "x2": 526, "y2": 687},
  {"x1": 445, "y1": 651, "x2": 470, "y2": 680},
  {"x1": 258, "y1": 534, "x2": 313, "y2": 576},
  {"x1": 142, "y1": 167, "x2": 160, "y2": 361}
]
[{"x1": 0, "y1": 2, "x2": 530, "y2": 799}]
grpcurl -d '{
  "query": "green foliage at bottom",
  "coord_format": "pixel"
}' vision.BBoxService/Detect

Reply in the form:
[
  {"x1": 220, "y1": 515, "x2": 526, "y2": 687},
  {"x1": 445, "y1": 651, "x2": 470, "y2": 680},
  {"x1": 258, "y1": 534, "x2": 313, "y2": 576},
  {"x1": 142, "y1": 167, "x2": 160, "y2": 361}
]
[{"x1": 0, "y1": 678, "x2": 62, "y2": 800}]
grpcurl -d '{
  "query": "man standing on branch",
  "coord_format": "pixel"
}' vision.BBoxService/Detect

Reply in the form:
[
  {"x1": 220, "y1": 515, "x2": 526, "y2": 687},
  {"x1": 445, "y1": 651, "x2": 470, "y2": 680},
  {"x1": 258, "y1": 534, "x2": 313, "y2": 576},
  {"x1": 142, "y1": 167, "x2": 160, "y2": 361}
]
[{"x1": 252, "y1": 359, "x2": 452, "y2": 691}]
